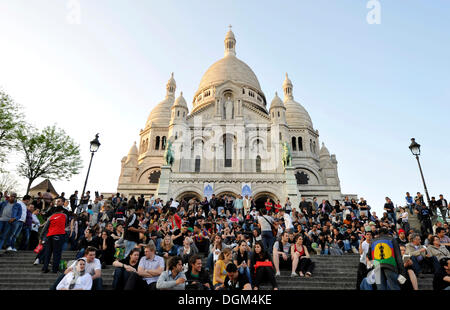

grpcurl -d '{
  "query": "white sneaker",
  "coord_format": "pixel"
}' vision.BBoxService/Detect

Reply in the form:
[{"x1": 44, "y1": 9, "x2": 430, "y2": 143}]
[
  {"x1": 11, "y1": 248, "x2": 17, "y2": 252},
  {"x1": 291, "y1": 272, "x2": 298, "y2": 277},
  {"x1": 351, "y1": 246, "x2": 358, "y2": 254},
  {"x1": 33, "y1": 258, "x2": 39, "y2": 265},
  {"x1": 6, "y1": 246, "x2": 13, "y2": 252},
  {"x1": 275, "y1": 271, "x2": 281, "y2": 277}
]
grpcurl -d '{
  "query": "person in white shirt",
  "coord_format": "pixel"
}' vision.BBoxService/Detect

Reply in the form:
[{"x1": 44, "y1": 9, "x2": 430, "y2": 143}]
[
  {"x1": 357, "y1": 231, "x2": 372, "y2": 289},
  {"x1": 57, "y1": 259, "x2": 93, "y2": 290}
]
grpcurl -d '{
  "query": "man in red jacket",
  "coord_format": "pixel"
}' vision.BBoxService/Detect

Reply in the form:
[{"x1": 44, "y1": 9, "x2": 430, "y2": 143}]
[{"x1": 40, "y1": 200, "x2": 67, "y2": 273}]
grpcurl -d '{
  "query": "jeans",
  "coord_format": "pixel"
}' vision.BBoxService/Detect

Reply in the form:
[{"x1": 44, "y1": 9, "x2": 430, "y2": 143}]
[
  {"x1": 7, "y1": 220, "x2": 23, "y2": 249},
  {"x1": 261, "y1": 231, "x2": 275, "y2": 254},
  {"x1": 0, "y1": 221, "x2": 13, "y2": 250},
  {"x1": 387, "y1": 212, "x2": 397, "y2": 225},
  {"x1": 43, "y1": 234, "x2": 65, "y2": 273},
  {"x1": 124, "y1": 240, "x2": 137, "y2": 258},
  {"x1": 19, "y1": 226, "x2": 32, "y2": 250},
  {"x1": 113, "y1": 268, "x2": 134, "y2": 290},
  {"x1": 376, "y1": 269, "x2": 400, "y2": 290},
  {"x1": 206, "y1": 253, "x2": 214, "y2": 271},
  {"x1": 360, "y1": 277, "x2": 374, "y2": 290},
  {"x1": 76, "y1": 248, "x2": 86, "y2": 259},
  {"x1": 239, "y1": 266, "x2": 252, "y2": 285}
]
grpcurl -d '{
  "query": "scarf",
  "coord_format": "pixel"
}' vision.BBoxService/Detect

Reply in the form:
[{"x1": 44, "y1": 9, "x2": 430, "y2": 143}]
[{"x1": 69, "y1": 262, "x2": 86, "y2": 290}]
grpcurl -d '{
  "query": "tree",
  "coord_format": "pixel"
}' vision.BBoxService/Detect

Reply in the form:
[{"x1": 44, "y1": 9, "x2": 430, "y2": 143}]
[
  {"x1": 0, "y1": 172, "x2": 21, "y2": 194},
  {"x1": 16, "y1": 125, "x2": 83, "y2": 194},
  {"x1": 0, "y1": 90, "x2": 25, "y2": 170}
]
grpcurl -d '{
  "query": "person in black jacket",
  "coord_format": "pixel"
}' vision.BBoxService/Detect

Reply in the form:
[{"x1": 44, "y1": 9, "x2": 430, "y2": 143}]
[
  {"x1": 98, "y1": 230, "x2": 115, "y2": 266},
  {"x1": 185, "y1": 255, "x2": 212, "y2": 290},
  {"x1": 436, "y1": 195, "x2": 448, "y2": 222}
]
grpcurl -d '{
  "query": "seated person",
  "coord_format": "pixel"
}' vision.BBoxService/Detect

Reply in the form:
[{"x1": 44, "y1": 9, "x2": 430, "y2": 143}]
[
  {"x1": 156, "y1": 256, "x2": 186, "y2": 290},
  {"x1": 223, "y1": 263, "x2": 252, "y2": 290},
  {"x1": 52, "y1": 246, "x2": 103, "y2": 290},
  {"x1": 56, "y1": 259, "x2": 92, "y2": 290},
  {"x1": 178, "y1": 236, "x2": 198, "y2": 265},
  {"x1": 433, "y1": 257, "x2": 450, "y2": 290},
  {"x1": 76, "y1": 228, "x2": 100, "y2": 259},
  {"x1": 406, "y1": 233, "x2": 436, "y2": 275},
  {"x1": 157, "y1": 235, "x2": 178, "y2": 262},
  {"x1": 250, "y1": 241, "x2": 278, "y2": 290},
  {"x1": 112, "y1": 248, "x2": 140, "y2": 290},
  {"x1": 185, "y1": 255, "x2": 212, "y2": 290},
  {"x1": 272, "y1": 232, "x2": 292, "y2": 277},
  {"x1": 427, "y1": 235, "x2": 449, "y2": 273},
  {"x1": 124, "y1": 243, "x2": 164, "y2": 290},
  {"x1": 291, "y1": 235, "x2": 315, "y2": 277},
  {"x1": 97, "y1": 230, "x2": 115, "y2": 266},
  {"x1": 400, "y1": 245, "x2": 419, "y2": 290},
  {"x1": 233, "y1": 240, "x2": 252, "y2": 284},
  {"x1": 213, "y1": 248, "x2": 233, "y2": 290}
]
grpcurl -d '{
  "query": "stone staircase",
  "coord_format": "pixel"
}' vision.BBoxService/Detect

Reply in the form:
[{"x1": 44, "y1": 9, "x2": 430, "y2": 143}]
[{"x1": 0, "y1": 251, "x2": 434, "y2": 290}]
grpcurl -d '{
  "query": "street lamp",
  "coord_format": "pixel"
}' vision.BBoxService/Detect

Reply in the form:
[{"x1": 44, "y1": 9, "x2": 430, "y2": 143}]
[
  {"x1": 409, "y1": 138, "x2": 431, "y2": 206},
  {"x1": 79, "y1": 134, "x2": 101, "y2": 212}
]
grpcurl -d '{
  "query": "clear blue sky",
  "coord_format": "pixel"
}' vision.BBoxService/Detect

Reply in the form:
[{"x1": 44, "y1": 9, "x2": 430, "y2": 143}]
[{"x1": 0, "y1": 0, "x2": 449, "y2": 216}]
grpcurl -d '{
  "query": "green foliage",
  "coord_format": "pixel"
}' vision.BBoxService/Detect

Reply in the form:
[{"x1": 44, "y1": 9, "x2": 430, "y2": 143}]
[
  {"x1": 0, "y1": 90, "x2": 24, "y2": 169},
  {"x1": 15, "y1": 125, "x2": 83, "y2": 193}
]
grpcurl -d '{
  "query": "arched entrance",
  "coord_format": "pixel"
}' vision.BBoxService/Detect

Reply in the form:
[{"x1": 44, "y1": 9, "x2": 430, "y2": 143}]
[
  {"x1": 216, "y1": 191, "x2": 238, "y2": 199},
  {"x1": 176, "y1": 191, "x2": 202, "y2": 203},
  {"x1": 253, "y1": 192, "x2": 279, "y2": 211}
]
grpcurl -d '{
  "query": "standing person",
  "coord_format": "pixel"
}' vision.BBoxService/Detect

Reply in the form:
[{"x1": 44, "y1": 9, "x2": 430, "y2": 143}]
[
  {"x1": 357, "y1": 231, "x2": 373, "y2": 289},
  {"x1": 78, "y1": 191, "x2": 90, "y2": 214},
  {"x1": 264, "y1": 198, "x2": 273, "y2": 214},
  {"x1": 257, "y1": 209, "x2": 275, "y2": 254},
  {"x1": 234, "y1": 195, "x2": 244, "y2": 216},
  {"x1": 436, "y1": 195, "x2": 448, "y2": 223},
  {"x1": 0, "y1": 193, "x2": 22, "y2": 253},
  {"x1": 243, "y1": 195, "x2": 251, "y2": 216},
  {"x1": 405, "y1": 192, "x2": 415, "y2": 214},
  {"x1": 8, "y1": 194, "x2": 31, "y2": 251},
  {"x1": 19, "y1": 203, "x2": 35, "y2": 250},
  {"x1": 156, "y1": 256, "x2": 187, "y2": 290},
  {"x1": 284, "y1": 198, "x2": 292, "y2": 215},
  {"x1": 40, "y1": 200, "x2": 67, "y2": 273},
  {"x1": 69, "y1": 191, "x2": 79, "y2": 212},
  {"x1": 416, "y1": 202, "x2": 433, "y2": 237},
  {"x1": 123, "y1": 207, "x2": 146, "y2": 258},
  {"x1": 384, "y1": 197, "x2": 396, "y2": 225}
]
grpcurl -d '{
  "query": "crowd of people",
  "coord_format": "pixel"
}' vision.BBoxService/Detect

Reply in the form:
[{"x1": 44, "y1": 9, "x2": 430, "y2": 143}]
[{"x1": 0, "y1": 189, "x2": 449, "y2": 291}]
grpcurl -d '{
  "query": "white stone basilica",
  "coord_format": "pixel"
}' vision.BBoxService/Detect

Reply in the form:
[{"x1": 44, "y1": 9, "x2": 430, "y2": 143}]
[{"x1": 117, "y1": 28, "x2": 353, "y2": 209}]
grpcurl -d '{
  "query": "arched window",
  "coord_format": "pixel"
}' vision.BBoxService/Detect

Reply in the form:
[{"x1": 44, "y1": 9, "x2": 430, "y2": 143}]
[
  {"x1": 155, "y1": 136, "x2": 160, "y2": 150},
  {"x1": 309, "y1": 139, "x2": 313, "y2": 152},
  {"x1": 278, "y1": 111, "x2": 280, "y2": 117},
  {"x1": 256, "y1": 155, "x2": 261, "y2": 173},
  {"x1": 177, "y1": 111, "x2": 180, "y2": 117},
  {"x1": 161, "y1": 136, "x2": 167, "y2": 150},
  {"x1": 223, "y1": 134, "x2": 233, "y2": 167},
  {"x1": 195, "y1": 156, "x2": 201, "y2": 173},
  {"x1": 298, "y1": 137, "x2": 303, "y2": 151},
  {"x1": 313, "y1": 141, "x2": 316, "y2": 153},
  {"x1": 292, "y1": 137, "x2": 297, "y2": 151}
]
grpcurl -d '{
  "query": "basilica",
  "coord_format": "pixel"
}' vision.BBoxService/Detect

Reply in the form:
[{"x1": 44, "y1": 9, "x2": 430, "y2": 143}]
[{"x1": 117, "y1": 27, "x2": 353, "y2": 209}]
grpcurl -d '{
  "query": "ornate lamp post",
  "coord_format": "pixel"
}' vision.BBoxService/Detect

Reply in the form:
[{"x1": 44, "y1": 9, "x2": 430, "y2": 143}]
[
  {"x1": 409, "y1": 138, "x2": 431, "y2": 206},
  {"x1": 79, "y1": 134, "x2": 101, "y2": 210}
]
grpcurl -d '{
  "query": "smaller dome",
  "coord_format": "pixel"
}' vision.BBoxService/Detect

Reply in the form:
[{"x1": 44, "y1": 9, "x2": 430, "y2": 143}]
[
  {"x1": 173, "y1": 92, "x2": 188, "y2": 109},
  {"x1": 128, "y1": 142, "x2": 138, "y2": 156},
  {"x1": 320, "y1": 142, "x2": 330, "y2": 157},
  {"x1": 270, "y1": 92, "x2": 284, "y2": 110}
]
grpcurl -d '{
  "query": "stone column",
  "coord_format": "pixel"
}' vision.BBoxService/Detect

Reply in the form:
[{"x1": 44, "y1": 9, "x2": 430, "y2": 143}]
[
  {"x1": 155, "y1": 165, "x2": 172, "y2": 202},
  {"x1": 284, "y1": 166, "x2": 301, "y2": 212}
]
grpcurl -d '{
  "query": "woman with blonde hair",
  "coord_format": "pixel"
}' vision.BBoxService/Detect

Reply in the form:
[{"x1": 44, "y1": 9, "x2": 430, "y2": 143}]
[
  {"x1": 158, "y1": 234, "x2": 177, "y2": 261},
  {"x1": 213, "y1": 247, "x2": 233, "y2": 289}
]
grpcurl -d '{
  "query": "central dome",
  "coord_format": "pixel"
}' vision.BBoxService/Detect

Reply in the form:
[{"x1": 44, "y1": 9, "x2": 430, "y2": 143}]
[
  {"x1": 197, "y1": 27, "x2": 262, "y2": 94},
  {"x1": 198, "y1": 56, "x2": 262, "y2": 92}
]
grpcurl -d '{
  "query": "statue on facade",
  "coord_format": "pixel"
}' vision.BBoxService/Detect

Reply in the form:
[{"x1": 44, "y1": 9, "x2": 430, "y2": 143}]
[
  {"x1": 164, "y1": 140, "x2": 174, "y2": 166},
  {"x1": 282, "y1": 141, "x2": 292, "y2": 169}
]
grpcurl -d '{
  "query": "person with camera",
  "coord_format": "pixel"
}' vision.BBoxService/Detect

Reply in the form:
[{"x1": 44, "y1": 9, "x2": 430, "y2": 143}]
[{"x1": 223, "y1": 263, "x2": 252, "y2": 290}]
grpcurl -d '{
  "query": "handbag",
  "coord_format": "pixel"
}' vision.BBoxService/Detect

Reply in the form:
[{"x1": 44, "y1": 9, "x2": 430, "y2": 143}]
[{"x1": 34, "y1": 243, "x2": 44, "y2": 254}]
